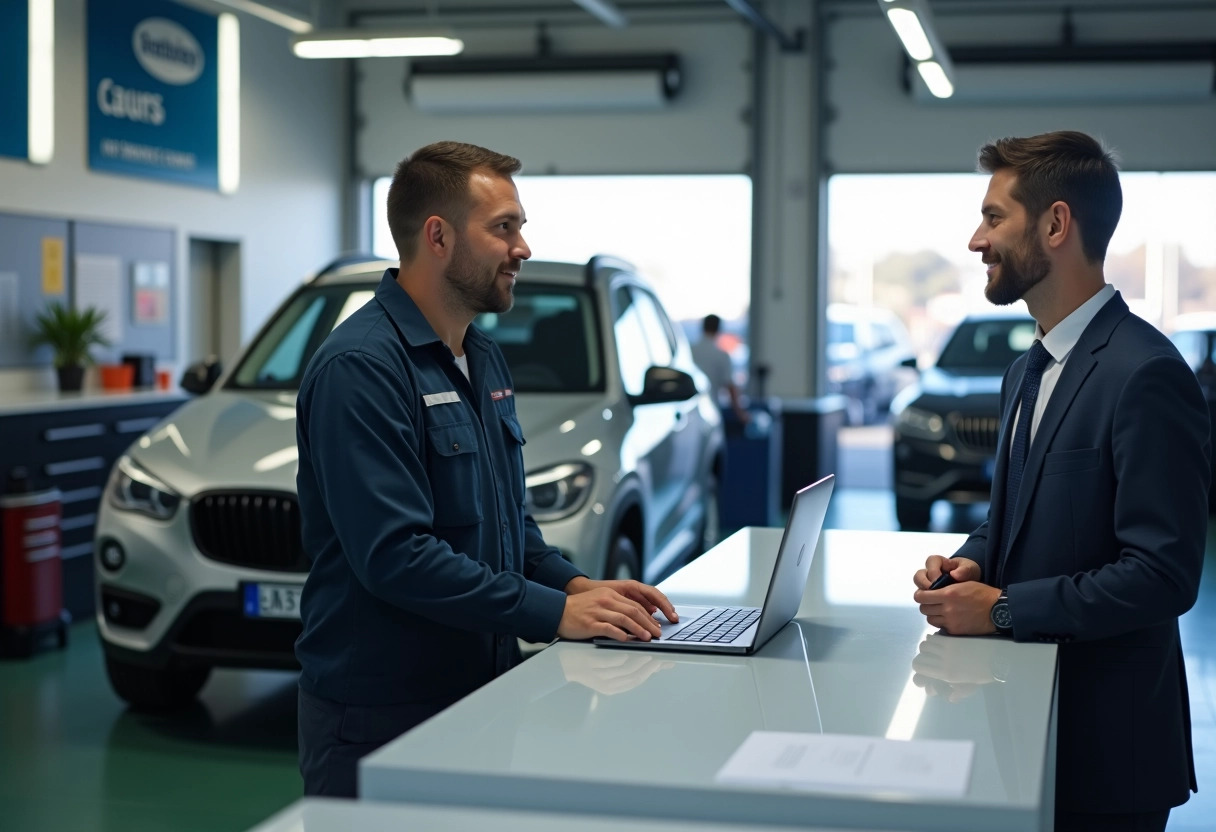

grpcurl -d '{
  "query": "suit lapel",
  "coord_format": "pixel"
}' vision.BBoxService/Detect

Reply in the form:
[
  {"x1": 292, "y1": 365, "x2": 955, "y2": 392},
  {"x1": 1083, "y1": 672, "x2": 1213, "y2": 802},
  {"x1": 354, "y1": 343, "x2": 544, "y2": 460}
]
[{"x1": 995, "y1": 292, "x2": 1129, "y2": 584}]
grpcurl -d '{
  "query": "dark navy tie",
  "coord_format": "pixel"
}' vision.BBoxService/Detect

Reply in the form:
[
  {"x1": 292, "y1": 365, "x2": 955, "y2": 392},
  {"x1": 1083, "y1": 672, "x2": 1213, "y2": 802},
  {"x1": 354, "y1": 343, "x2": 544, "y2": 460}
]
[{"x1": 1000, "y1": 340, "x2": 1052, "y2": 556}]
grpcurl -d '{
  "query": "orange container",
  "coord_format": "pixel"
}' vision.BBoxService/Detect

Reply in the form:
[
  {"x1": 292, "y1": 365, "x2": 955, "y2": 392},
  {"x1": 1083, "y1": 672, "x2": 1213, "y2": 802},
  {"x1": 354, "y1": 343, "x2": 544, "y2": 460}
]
[
  {"x1": 99, "y1": 363, "x2": 135, "y2": 391},
  {"x1": 156, "y1": 369, "x2": 172, "y2": 391}
]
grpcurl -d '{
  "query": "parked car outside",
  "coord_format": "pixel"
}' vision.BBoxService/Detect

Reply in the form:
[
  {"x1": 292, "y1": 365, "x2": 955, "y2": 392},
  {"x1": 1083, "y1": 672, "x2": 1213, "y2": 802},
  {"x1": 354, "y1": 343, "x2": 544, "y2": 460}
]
[
  {"x1": 890, "y1": 311, "x2": 1037, "y2": 530},
  {"x1": 94, "y1": 255, "x2": 725, "y2": 709},
  {"x1": 1168, "y1": 312, "x2": 1216, "y2": 513},
  {"x1": 826, "y1": 303, "x2": 917, "y2": 425}
]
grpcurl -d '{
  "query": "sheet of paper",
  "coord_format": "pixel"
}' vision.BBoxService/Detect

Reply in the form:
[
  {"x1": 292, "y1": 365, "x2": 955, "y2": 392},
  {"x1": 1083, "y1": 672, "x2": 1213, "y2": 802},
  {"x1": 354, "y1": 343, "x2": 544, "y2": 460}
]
[
  {"x1": 75, "y1": 254, "x2": 124, "y2": 344},
  {"x1": 716, "y1": 731, "x2": 974, "y2": 798},
  {"x1": 0, "y1": 272, "x2": 19, "y2": 353}
]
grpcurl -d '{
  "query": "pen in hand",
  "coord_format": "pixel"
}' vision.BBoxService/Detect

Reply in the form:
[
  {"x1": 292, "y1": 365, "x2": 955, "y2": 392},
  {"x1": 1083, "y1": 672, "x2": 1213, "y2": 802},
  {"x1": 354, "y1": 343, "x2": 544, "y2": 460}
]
[{"x1": 929, "y1": 570, "x2": 958, "y2": 590}]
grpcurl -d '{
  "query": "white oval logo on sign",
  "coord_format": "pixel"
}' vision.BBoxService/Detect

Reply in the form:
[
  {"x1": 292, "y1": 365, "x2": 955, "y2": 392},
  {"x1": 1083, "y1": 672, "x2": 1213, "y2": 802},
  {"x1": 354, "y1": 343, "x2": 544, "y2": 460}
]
[{"x1": 132, "y1": 18, "x2": 204, "y2": 86}]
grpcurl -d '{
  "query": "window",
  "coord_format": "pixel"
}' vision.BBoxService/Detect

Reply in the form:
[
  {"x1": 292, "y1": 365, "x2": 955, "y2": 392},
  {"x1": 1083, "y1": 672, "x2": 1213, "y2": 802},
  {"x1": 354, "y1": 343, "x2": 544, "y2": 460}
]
[
  {"x1": 828, "y1": 171, "x2": 1216, "y2": 367},
  {"x1": 371, "y1": 173, "x2": 753, "y2": 385},
  {"x1": 231, "y1": 285, "x2": 375, "y2": 390},
  {"x1": 612, "y1": 286, "x2": 653, "y2": 397},
  {"x1": 475, "y1": 286, "x2": 602, "y2": 393}
]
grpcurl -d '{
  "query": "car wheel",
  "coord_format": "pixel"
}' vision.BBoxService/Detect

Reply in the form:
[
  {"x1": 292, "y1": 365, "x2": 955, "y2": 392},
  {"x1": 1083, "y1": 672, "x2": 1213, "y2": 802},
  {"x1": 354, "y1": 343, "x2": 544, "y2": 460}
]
[
  {"x1": 604, "y1": 534, "x2": 641, "y2": 582},
  {"x1": 697, "y1": 473, "x2": 721, "y2": 556},
  {"x1": 895, "y1": 497, "x2": 932, "y2": 531},
  {"x1": 104, "y1": 654, "x2": 211, "y2": 712}
]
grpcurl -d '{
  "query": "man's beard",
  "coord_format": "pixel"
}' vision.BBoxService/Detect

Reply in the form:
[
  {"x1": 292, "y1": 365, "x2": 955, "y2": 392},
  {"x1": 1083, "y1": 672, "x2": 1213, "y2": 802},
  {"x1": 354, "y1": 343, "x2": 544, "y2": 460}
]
[
  {"x1": 445, "y1": 234, "x2": 514, "y2": 315},
  {"x1": 984, "y1": 226, "x2": 1050, "y2": 306}
]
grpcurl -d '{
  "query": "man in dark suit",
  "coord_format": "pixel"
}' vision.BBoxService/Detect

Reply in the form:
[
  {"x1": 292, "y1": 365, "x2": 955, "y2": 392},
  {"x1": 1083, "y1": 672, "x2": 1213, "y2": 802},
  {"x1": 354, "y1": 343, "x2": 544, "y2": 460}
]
[{"x1": 912, "y1": 130, "x2": 1210, "y2": 832}]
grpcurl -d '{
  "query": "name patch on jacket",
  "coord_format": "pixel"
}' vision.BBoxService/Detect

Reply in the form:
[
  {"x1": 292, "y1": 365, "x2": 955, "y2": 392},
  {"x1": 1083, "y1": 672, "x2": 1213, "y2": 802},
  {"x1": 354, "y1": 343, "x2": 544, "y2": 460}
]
[
  {"x1": 423, "y1": 391, "x2": 460, "y2": 406},
  {"x1": 490, "y1": 388, "x2": 514, "y2": 401}
]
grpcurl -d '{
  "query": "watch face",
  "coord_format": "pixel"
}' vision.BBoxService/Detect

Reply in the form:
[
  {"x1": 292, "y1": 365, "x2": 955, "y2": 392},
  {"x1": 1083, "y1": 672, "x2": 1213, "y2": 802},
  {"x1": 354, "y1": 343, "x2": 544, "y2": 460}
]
[{"x1": 992, "y1": 602, "x2": 1013, "y2": 630}]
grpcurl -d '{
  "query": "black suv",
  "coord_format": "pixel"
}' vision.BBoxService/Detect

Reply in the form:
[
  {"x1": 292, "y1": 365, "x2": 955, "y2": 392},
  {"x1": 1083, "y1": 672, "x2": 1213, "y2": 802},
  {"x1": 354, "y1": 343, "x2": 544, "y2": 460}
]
[{"x1": 890, "y1": 312, "x2": 1037, "y2": 529}]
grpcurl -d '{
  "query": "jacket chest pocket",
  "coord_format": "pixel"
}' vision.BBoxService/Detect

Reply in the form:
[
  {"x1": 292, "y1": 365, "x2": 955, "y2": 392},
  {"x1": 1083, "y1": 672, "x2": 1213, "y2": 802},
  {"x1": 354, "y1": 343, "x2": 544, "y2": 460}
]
[
  {"x1": 426, "y1": 421, "x2": 483, "y2": 527},
  {"x1": 500, "y1": 413, "x2": 527, "y2": 507},
  {"x1": 1042, "y1": 447, "x2": 1101, "y2": 476}
]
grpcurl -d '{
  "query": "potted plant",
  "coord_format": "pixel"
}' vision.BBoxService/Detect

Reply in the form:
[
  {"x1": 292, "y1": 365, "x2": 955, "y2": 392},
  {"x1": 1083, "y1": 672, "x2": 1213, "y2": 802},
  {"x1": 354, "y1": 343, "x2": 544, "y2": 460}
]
[{"x1": 29, "y1": 302, "x2": 111, "y2": 392}]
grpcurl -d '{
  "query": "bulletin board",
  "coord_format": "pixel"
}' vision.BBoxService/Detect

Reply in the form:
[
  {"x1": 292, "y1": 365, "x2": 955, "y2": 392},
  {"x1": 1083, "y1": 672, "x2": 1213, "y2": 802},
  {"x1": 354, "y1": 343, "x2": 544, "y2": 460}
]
[
  {"x1": 0, "y1": 212, "x2": 70, "y2": 368},
  {"x1": 73, "y1": 221, "x2": 176, "y2": 363},
  {"x1": 0, "y1": 213, "x2": 176, "y2": 367}
]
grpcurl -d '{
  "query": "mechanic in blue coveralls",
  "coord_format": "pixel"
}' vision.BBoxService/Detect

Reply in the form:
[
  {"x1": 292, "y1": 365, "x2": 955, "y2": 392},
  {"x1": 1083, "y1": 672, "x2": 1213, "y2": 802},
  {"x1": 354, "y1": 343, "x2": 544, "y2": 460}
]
[{"x1": 294, "y1": 141, "x2": 680, "y2": 798}]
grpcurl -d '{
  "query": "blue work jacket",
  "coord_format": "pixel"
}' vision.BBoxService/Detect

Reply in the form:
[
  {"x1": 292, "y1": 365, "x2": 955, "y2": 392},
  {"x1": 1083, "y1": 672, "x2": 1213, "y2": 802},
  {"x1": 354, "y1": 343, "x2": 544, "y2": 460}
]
[{"x1": 295, "y1": 270, "x2": 584, "y2": 706}]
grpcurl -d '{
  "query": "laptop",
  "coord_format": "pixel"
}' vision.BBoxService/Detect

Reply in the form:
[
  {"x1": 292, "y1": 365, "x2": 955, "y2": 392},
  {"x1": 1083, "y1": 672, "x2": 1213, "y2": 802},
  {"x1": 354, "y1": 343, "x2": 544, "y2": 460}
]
[{"x1": 593, "y1": 474, "x2": 834, "y2": 655}]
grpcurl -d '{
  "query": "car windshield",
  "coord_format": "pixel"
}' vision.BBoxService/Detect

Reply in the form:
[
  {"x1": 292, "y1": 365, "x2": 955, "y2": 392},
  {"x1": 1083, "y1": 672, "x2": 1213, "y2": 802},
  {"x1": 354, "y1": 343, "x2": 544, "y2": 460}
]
[
  {"x1": 475, "y1": 285, "x2": 603, "y2": 393},
  {"x1": 936, "y1": 318, "x2": 1038, "y2": 373},
  {"x1": 230, "y1": 283, "x2": 377, "y2": 390},
  {"x1": 229, "y1": 281, "x2": 603, "y2": 393}
]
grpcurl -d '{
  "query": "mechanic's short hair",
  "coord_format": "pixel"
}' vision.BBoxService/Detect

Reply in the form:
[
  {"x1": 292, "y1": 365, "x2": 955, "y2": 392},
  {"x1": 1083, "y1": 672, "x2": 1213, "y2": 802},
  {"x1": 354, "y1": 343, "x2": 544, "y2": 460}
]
[{"x1": 387, "y1": 141, "x2": 522, "y2": 264}]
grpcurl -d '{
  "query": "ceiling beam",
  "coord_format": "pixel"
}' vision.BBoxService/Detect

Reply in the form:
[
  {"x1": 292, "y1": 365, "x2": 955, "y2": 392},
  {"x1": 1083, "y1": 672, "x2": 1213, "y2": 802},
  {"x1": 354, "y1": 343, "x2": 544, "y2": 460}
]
[{"x1": 722, "y1": 0, "x2": 803, "y2": 52}]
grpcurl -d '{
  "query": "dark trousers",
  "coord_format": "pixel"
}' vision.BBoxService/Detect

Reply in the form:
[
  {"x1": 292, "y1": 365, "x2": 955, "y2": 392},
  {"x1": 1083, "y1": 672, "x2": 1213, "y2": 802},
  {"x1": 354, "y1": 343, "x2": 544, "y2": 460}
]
[
  {"x1": 297, "y1": 686, "x2": 446, "y2": 798},
  {"x1": 1055, "y1": 808, "x2": 1170, "y2": 832}
]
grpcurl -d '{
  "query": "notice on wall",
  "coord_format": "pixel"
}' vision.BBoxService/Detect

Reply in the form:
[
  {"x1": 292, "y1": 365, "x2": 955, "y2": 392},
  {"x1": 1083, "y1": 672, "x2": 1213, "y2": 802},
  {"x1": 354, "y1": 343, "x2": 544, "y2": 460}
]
[
  {"x1": 42, "y1": 237, "x2": 65, "y2": 294},
  {"x1": 0, "y1": 272, "x2": 19, "y2": 353},
  {"x1": 716, "y1": 731, "x2": 975, "y2": 798},
  {"x1": 75, "y1": 254, "x2": 125, "y2": 344},
  {"x1": 131, "y1": 260, "x2": 169, "y2": 324}
]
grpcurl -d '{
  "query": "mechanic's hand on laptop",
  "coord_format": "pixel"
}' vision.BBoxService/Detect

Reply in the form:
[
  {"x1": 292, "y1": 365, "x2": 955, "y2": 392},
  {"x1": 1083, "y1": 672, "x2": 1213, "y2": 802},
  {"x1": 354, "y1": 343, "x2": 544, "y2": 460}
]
[
  {"x1": 557, "y1": 585, "x2": 665, "y2": 642},
  {"x1": 564, "y1": 577, "x2": 679, "y2": 624}
]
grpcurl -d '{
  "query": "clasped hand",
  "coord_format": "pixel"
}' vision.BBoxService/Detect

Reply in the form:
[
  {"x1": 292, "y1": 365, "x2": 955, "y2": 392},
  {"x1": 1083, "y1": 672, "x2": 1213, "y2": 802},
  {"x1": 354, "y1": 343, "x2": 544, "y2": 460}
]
[
  {"x1": 912, "y1": 555, "x2": 1001, "y2": 636},
  {"x1": 559, "y1": 577, "x2": 679, "y2": 642}
]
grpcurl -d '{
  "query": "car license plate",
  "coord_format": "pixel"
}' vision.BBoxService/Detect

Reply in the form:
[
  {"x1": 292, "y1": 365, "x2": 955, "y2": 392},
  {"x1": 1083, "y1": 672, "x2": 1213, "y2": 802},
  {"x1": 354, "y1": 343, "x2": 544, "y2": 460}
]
[
  {"x1": 983, "y1": 457, "x2": 996, "y2": 482},
  {"x1": 242, "y1": 582, "x2": 303, "y2": 619}
]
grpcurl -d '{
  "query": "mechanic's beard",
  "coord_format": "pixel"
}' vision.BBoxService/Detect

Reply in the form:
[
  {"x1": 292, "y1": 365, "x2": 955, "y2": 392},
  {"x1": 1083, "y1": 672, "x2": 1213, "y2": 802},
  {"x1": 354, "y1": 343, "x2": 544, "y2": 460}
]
[
  {"x1": 984, "y1": 227, "x2": 1050, "y2": 307},
  {"x1": 445, "y1": 235, "x2": 514, "y2": 315}
]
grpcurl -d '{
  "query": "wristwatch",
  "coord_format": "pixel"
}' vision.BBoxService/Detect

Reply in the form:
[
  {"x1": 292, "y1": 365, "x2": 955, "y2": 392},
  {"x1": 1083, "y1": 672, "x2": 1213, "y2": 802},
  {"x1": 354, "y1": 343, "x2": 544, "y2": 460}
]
[{"x1": 989, "y1": 591, "x2": 1013, "y2": 635}]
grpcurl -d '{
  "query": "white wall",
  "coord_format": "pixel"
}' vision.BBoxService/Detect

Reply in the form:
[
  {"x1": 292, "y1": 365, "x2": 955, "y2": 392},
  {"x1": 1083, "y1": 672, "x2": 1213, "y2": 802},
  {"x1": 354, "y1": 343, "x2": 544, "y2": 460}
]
[
  {"x1": 826, "y1": 6, "x2": 1216, "y2": 173},
  {"x1": 357, "y1": 19, "x2": 751, "y2": 177},
  {"x1": 0, "y1": 0, "x2": 346, "y2": 393}
]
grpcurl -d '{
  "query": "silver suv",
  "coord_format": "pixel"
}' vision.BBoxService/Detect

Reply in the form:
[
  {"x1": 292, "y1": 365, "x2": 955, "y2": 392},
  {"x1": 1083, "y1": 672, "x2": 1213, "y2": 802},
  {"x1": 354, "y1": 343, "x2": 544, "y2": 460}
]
[{"x1": 94, "y1": 256, "x2": 725, "y2": 709}]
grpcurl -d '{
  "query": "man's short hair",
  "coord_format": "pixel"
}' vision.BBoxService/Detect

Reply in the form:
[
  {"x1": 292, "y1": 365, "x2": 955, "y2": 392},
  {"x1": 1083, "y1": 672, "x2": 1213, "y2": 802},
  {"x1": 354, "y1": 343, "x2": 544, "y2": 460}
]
[
  {"x1": 703, "y1": 314, "x2": 722, "y2": 334},
  {"x1": 387, "y1": 141, "x2": 522, "y2": 263},
  {"x1": 977, "y1": 130, "x2": 1121, "y2": 263}
]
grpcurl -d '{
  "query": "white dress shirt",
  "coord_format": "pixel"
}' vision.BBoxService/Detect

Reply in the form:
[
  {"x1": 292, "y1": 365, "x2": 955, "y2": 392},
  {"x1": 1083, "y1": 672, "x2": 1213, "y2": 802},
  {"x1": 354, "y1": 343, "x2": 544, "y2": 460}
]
[{"x1": 1013, "y1": 283, "x2": 1117, "y2": 446}]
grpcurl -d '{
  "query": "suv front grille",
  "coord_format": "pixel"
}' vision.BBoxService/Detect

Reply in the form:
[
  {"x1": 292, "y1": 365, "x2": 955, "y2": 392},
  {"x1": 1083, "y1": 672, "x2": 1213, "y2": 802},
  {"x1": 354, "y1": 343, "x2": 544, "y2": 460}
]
[
  {"x1": 191, "y1": 491, "x2": 309, "y2": 572},
  {"x1": 951, "y1": 415, "x2": 1000, "y2": 453}
]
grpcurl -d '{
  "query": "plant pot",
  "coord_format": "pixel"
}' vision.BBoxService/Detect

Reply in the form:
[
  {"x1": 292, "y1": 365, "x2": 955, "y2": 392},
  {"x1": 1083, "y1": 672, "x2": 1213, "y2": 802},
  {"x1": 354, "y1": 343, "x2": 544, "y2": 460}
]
[
  {"x1": 99, "y1": 363, "x2": 135, "y2": 391},
  {"x1": 56, "y1": 365, "x2": 85, "y2": 392}
]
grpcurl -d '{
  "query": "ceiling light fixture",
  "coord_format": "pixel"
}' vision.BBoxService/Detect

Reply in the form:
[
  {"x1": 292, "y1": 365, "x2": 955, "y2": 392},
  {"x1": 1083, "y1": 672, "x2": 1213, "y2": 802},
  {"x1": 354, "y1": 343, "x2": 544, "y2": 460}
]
[
  {"x1": 877, "y1": 0, "x2": 954, "y2": 98},
  {"x1": 200, "y1": 0, "x2": 313, "y2": 34},
  {"x1": 292, "y1": 30, "x2": 464, "y2": 59}
]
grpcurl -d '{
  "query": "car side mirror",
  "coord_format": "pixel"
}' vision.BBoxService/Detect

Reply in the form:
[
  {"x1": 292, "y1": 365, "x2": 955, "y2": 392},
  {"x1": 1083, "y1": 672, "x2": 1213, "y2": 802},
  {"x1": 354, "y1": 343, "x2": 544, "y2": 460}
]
[
  {"x1": 900, "y1": 356, "x2": 919, "y2": 370},
  {"x1": 180, "y1": 357, "x2": 223, "y2": 395},
  {"x1": 630, "y1": 366, "x2": 698, "y2": 406}
]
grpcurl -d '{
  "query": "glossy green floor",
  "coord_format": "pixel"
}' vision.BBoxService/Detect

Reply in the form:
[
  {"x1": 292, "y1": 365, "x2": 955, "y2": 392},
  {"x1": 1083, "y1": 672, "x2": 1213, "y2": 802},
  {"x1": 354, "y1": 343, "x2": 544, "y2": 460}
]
[{"x1": 2, "y1": 488, "x2": 1214, "y2": 831}]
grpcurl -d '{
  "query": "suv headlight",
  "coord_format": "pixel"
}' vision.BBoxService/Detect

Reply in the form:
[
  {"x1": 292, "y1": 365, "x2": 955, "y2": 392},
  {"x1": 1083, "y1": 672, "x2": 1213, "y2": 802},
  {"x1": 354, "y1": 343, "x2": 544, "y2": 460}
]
[
  {"x1": 525, "y1": 463, "x2": 594, "y2": 522},
  {"x1": 896, "y1": 406, "x2": 946, "y2": 441},
  {"x1": 108, "y1": 455, "x2": 181, "y2": 520}
]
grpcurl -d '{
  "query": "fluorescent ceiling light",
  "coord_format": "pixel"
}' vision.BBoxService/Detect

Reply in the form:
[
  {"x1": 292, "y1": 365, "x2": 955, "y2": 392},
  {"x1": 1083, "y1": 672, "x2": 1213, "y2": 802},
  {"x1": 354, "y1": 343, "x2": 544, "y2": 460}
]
[
  {"x1": 204, "y1": 0, "x2": 312, "y2": 34},
  {"x1": 572, "y1": 0, "x2": 628, "y2": 28},
  {"x1": 218, "y1": 13, "x2": 240, "y2": 194},
  {"x1": 916, "y1": 60, "x2": 954, "y2": 98},
  {"x1": 28, "y1": 0, "x2": 54, "y2": 164},
  {"x1": 886, "y1": 8, "x2": 933, "y2": 61},
  {"x1": 292, "y1": 31, "x2": 464, "y2": 59}
]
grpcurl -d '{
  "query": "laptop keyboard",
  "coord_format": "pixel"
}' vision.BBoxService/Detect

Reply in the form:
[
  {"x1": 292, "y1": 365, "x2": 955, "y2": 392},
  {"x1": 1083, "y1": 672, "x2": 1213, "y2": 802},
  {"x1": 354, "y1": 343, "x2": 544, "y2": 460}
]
[{"x1": 666, "y1": 607, "x2": 760, "y2": 643}]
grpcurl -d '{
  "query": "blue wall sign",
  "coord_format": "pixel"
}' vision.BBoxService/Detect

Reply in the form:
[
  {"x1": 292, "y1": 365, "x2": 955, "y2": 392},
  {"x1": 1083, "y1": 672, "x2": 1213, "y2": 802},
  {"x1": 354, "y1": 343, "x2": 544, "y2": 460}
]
[
  {"x1": 0, "y1": 0, "x2": 30, "y2": 160},
  {"x1": 88, "y1": 0, "x2": 219, "y2": 189}
]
